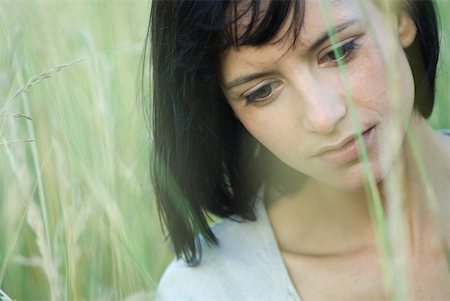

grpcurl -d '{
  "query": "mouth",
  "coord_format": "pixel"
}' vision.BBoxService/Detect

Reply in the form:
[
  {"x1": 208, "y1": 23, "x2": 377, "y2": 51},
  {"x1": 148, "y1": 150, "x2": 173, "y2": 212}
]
[{"x1": 316, "y1": 125, "x2": 377, "y2": 165}]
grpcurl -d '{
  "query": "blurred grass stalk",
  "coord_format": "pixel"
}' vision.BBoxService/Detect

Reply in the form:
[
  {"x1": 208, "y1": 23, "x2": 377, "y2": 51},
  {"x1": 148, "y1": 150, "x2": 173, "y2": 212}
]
[
  {"x1": 0, "y1": 0, "x2": 449, "y2": 300},
  {"x1": 0, "y1": 0, "x2": 170, "y2": 300},
  {"x1": 322, "y1": 0, "x2": 450, "y2": 300}
]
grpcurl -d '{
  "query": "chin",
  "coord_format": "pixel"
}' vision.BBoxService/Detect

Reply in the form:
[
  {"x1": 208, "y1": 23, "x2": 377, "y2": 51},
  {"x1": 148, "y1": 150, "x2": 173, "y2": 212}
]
[{"x1": 324, "y1": 159, "x2": 386, "y2": 192}]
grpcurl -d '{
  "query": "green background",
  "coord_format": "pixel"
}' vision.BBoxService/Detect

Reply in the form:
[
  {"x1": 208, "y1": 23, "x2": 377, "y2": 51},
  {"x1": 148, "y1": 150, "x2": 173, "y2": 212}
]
[{"x1": 0, "y1": 0, "x2": 449, "y2": 300}]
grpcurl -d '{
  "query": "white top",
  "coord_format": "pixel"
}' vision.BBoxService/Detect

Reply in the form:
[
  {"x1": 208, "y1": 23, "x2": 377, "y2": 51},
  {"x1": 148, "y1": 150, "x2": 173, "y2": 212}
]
[
  {"x1": 157, "y1": 130, "x2": 450, "y2": 300},
  {"x1": 156, "y1": 196, "x2": 302, "y2": 301}
]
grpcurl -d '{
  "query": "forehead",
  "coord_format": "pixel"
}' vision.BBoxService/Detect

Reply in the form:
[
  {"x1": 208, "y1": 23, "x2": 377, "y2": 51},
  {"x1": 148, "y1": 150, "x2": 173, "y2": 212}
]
[
  {"x1": 223, "y1": 0, "x2": 364, "y2": 50},
  {"x1": 221, "y1": 0, "x2": 365, "y2": 61},
  {"x1": 219, "y1": 0, "x2": 391, "y2": 87}
]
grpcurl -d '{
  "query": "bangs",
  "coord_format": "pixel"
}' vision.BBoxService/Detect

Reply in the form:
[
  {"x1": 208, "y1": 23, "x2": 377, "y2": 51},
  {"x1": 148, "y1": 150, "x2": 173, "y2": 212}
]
[{"x1": 221, "y1": 0, "x2": 305, "y2": 49}]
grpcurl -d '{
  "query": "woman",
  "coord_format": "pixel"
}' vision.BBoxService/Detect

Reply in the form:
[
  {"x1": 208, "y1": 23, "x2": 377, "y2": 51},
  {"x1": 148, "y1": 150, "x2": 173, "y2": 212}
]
[{"x1": 147, "y1": 0, "x2": 450, "y2": 299}]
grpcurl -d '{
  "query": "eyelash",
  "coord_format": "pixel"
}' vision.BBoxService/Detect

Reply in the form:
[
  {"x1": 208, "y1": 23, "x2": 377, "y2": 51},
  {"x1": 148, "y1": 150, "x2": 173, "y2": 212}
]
[
  {"x1": 243, "y1": 81, "x2": 281, "y2": 106},
  {"x1": 320, "y1": 39, "x2": 361, "y2": 65},
  {"x1": 242, "y1": 39, "x2": 361, "y2": 106}
]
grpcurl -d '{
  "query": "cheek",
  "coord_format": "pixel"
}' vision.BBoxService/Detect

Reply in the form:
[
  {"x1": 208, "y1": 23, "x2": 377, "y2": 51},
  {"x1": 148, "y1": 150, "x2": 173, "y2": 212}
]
[
  {"x1": 235, "y1": 106, "x2": 296, "y2": 151},
  {"x1": 230, "y1": 102, "x2": 307, "y2": 165},
  {"x1": 347, "y1": 40, "x2": 415, "y2": 118},
  {"x1": 347, "y1": 47, "x2": 390, "y2": 115}
]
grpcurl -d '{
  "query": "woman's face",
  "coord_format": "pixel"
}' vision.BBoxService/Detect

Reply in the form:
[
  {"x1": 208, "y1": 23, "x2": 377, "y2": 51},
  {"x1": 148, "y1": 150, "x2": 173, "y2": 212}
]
[{"x1": 220, "y1": 0, "x2": 418, "y2": 191}]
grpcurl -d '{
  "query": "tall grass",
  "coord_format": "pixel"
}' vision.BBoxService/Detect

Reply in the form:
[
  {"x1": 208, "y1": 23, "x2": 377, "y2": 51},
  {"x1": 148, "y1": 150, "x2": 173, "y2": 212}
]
[
  {"x1": 320, "y1": 0, "x2": 450, "y2": 299},
  {"x1": 0, "y1": 0, "x2": 171, "y2": 299},
  {"x1": 0, "y1": 0, "x2": 449, "y2": 300}
]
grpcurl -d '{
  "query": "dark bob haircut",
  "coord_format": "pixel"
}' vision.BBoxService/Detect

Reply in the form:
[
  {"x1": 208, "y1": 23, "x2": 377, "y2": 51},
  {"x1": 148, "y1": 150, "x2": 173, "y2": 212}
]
[{"x1": 144, "y1": 0, "x2": 440, "y2": 265}]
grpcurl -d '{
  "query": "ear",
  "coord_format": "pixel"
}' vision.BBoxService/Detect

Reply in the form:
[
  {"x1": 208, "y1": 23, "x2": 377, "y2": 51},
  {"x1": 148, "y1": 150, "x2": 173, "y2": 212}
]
[{"x1": 398, "y1": 11, "x2": 417, "y2": 48}]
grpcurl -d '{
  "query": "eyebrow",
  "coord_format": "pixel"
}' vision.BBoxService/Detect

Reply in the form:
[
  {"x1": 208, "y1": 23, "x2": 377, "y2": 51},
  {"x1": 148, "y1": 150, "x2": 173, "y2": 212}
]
[
  {"x1": 224, "y1": 18, "x2": 361, "y2": 90},
  {"x1": 308, "y1": 18, "x2": 361, "y2": 51},
  {"x1": 224, "y1": 71, "x2": 277, "y2": 90}
]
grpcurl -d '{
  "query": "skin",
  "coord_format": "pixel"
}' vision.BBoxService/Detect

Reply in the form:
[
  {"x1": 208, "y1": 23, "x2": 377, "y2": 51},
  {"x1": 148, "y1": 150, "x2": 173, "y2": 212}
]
[{"x1": 221, "y1": 0, "x2": 450, "y2": 299}]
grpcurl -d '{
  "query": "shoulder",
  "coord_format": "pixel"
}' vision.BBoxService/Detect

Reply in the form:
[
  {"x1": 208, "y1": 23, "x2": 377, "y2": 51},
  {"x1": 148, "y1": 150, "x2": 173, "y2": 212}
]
[
  {"x1": 436, "y1": 129, "x2": 450, "y2": 161},
  {"x1": 156, "y1": 211, "x2": 275, "y2": 300},
  {"x1": 436, "y1": 129, "x2": 450, "y2": 136}
]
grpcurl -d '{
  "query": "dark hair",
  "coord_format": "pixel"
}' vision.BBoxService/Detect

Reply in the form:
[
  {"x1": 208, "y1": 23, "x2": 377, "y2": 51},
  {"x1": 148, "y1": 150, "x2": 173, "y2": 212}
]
[
  {"x1": 144, "y1": 0, "x2": 440, "y2": 265},
  {"x1": 404, "y1": 1, "x2": 440, "y2": 118}
]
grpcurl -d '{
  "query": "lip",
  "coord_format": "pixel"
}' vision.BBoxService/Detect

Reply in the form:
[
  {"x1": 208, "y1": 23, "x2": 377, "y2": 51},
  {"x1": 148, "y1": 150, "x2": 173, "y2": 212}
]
[{"x1": 316, "y1": 125, "x2": 377, "y2": 165}]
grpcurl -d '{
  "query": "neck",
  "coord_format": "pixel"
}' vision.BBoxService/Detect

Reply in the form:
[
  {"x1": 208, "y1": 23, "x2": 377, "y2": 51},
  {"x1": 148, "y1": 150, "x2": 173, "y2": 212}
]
[{"x1": 266, "y1": 116, "x2": 450, "y2": 256}]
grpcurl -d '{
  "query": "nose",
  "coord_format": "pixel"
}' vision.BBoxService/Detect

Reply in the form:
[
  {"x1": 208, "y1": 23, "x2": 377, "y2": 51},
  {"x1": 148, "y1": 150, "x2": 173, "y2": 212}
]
[{"x1": 298, "y1": 76, "x2": 347, "y2": 135}]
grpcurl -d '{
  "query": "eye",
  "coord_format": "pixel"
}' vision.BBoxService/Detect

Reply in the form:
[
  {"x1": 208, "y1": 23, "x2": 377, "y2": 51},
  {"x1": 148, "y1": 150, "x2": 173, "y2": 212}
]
[
  {"x1": 243, "y1": 81, "x2": 282, "y2": 106},
  {"x1": 319, "y1": 39, "x2": 360, "y2": 65}
]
